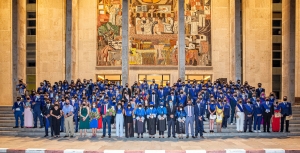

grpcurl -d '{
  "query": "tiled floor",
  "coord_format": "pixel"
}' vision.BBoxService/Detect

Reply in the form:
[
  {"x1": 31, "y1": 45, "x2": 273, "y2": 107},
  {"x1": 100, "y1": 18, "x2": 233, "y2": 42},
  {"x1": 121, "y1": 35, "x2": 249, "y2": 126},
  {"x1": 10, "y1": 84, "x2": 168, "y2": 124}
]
[{"x1": 0, "y1": 136, "x2": 300, "y2": 151}]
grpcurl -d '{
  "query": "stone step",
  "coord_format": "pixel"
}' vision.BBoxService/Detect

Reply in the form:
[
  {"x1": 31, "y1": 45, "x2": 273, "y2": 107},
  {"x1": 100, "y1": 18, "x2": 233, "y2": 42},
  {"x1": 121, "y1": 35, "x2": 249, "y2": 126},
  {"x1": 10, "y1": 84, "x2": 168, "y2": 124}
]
[
  {"x1": 0, "y1": 111, "x2": 14, "y2": 114},
  {"x1": 0, "y1": 131, "x2": 18, "y2": 136},
  {"x1": 0, "y1": 114, "x2": 15, "y2": 117},
  {"x1": 0, "y1": 127, "x2": 22, "y2": 131},
  {"x1": 0, "y1": 117, "x2": 15, "y2": 120}
]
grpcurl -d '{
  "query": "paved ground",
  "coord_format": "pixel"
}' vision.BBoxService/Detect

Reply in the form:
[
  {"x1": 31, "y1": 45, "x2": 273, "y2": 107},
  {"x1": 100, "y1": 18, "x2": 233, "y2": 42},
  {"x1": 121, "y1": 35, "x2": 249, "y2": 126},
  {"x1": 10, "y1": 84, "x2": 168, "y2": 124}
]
[{"x1": 0, "y1": 136, "x2": 300, "y2": 152}]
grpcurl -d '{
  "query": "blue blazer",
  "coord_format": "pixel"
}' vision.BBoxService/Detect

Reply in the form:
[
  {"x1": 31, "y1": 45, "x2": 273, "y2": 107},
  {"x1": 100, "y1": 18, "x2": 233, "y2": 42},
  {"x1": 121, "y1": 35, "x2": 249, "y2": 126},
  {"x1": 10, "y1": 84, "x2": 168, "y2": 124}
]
[
  {"x1": 12, "y1": 102, "x2": 24, "y2": 113},
  {"x1": 100, "y1": 103, "x2": 112, "y2": 115},
  {"x1": 279, "y1": 102, "x2": 292, "y2": 116},
  {"x1": 194, "y1": 103, "x2": 205, "y2": 117},
  {"x1": 253, "y1": 102, "x2": 263, "y2": 116}
]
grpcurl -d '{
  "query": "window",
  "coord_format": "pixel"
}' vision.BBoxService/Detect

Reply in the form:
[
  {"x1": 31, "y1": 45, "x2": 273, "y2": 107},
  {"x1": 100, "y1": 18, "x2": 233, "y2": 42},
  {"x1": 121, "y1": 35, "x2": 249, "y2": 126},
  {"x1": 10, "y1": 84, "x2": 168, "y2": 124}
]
[
  {"x1": 26, "y1": 75, "x2": 36, "y2": 91},
  {"x1": 27, "y1": 12, "x2": 36, "y2": 18},
  {"x1": 272, "y1": 43, "x2": 282, "y2": 50},
  {"x1": 28, "y1": 0, "x2": 36, "y2": 4},
  {"x1": 272, "y1": 29, "x2": 281, "y2": 35},
  {"x1": 273, "y1": 0, "x2": 281, "y2": 3},
  {"x1": 272, "y1": 52, "x2": 281, "y2": 59},
  {"x1": 272, "y1": 60, "x2": 281, "y2": 67},
  {"x1": 26, "y1": 52, "x2": 36, "y2": 59},
  {"x1": 185, "y1": 75, "x2": 212, "y2": 84},
  {"x1": 27, "y1": 60, "x2": 36, "y2": 67},
  {"x1": 27, "y1": 20, "x2": 36, "y2": 27},
  {"x1": 272, "y1": 20, "x2": 281, "y2": 27},
  {"x1": 273, "y1": 12, "x2": 282, "y2": 18},
  {"x1": 272, "y1": 75, "x2": 281, "y2": 98},
  {"x1": 26, "y1": 43, "x2": 36, "y2": 50},
  {"x1": 138, "y1": 74, "x2": 170, "y2": 86},
  {"x1": 27, "y1": 29, "x2": 36, "y2": 35},
  {"x1": 96, "y1": 74, "x2": 122, "y2": 85}
]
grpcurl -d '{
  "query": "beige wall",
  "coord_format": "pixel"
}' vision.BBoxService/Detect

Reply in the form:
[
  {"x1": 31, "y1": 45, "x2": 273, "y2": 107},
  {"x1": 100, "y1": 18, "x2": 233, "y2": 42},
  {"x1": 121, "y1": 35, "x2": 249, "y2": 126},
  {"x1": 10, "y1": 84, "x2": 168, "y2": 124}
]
[
  {"x1": 36, "y1": 0, "x2": 66, "y2": 85},
  {"x1": 296, "y1": 0, "x2": 300, "y2": 98},
  {"x1": 0, "y1": 0, "x2": 13, "y2": 105},
  {"x1": 18, "y1": 0, "x2": 26, "y2": 83},
  {"x1": 242, "y1": 0, "x2": 272, "y2": 94},
  {"x1": 211, "y1": 0, "x2": 232, "y2": 81}
]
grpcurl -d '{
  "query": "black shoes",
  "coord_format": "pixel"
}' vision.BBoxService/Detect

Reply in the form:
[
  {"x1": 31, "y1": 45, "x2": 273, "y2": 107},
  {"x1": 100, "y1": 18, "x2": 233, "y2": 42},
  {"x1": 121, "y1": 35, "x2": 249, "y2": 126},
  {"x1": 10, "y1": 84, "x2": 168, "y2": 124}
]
[
  {"x1": 44, "y1": 135, "x2": 48, "y2": 137},
  {"x1": 13, "y1": 126, "x2": 18, "y2": 128},
  {"x1": 64, "y1": 135, "x2": 69, "y2": 138},
  {"x1": 186, "y1": 136, "x2": 189, "y2": 138},
  {"x1": 192, "y1": 136, "x2": 196, "y2": 138},
  {"x1": 108, "y1": 135, "x2": 111, "y2": 138}
]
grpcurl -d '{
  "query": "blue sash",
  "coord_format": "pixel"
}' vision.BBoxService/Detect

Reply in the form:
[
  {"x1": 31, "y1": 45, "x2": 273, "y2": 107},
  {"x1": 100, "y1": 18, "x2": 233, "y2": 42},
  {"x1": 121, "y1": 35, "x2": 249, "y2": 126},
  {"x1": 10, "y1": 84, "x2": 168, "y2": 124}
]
[
  {"x1": 244, "y1": 104, "x2": 253, "y2": 113},
  {"x1": 263, "y1": 103, "x2": 270, "y2": 110},
  {"x1": 237, "y1": 104, "x2": 244, "y2": 112}
]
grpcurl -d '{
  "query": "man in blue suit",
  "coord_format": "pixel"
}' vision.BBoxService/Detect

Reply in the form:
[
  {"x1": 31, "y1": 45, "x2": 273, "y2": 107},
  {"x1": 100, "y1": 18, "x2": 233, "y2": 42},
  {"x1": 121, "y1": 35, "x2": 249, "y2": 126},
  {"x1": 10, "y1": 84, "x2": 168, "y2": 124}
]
[
  {"x1": 149, "y1": 90, "x2": 159, "y2": 108},
  {"x1": 12, "y1": 97, "x2": 24, "y2": 128},
  {"x1": 188, "y1": 86, "x2": 198, "y2": 105},
  {"x1": 166, "y1": 91, "x2": 177, "y2": 106},
  {"x1": 279, "y1": 96, "x2": 292, "y2": 132},
  {"x1": 230, "y1": 93, "x2": 238, "y2": 124},
  {"x1": 100, "y1": 97, "x2": 112, "y2": 138},
  {"x1": 194, "y1": 99, "x2": 205, "y2": 138},
  {"x1": 32, "y1": 93, "x2": 44, "y2": 128},
  {"x1": 42, "y1": 98, "x2": 53, "y2": 137},
  {"x1": 243, "y1": 99, "x2": 254, "y2": 132},
  {"x1": 149, "y1": 79, "x2": 158, "y2": 93},
  {"x1": 255, "y1": 83, "x2": 265, "y2": 97},
  {"x1": 163, "y1": 83, "x2": 171, "y2": 97},
  {"x1": 253, "y1": 97, "x2": 263, "y2": 132},
  {"x1": 177, "y1": 90, "x2": 187, "y2": 106}
]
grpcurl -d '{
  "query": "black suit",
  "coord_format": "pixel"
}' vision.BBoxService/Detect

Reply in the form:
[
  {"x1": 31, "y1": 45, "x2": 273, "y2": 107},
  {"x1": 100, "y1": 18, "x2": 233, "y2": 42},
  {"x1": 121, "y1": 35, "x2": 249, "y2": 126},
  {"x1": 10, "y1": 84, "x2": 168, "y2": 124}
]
[
  {"x1": 42, "y1": 104, "x2": 53, "y2": 136},
  {"x1": 255, "y1": 88, "x2": 265, "y2": 97},
  {"x1": 166, "y1": 103, "x2": 176, "y2": 137},
  {"x1": 122, "y1": 88, "x2": 132, "y2": 97},
  {"x1": 262, "y1": 103, "x2": 273, "y2": 132}
]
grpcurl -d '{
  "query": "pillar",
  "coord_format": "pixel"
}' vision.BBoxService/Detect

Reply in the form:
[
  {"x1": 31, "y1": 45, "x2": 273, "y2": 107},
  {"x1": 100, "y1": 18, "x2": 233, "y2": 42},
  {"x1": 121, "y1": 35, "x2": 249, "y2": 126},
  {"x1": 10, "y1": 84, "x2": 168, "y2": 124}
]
[
  {"x1": 234, "y1": 0, "x2": 242, "y2": 81},
  {"x1": 71, "y1": 0, "x2": 78, "y2": 81},
  {"x1": 282, "y1": 0, "x2": 295, "y2": 103},
  {"x1": 122, "y1": 0, "x2": 129, "y2": 85},
  {"x1": 178, "y1": 0, "x2": 185, "y2": 81},
  {"x1": 295, "y1": 0, "x2": 300, "y2": 99},
  {"x1": 36, "y1": 0, "x2": 66, "y2": 84},
  {"x1": 0, "y1": 0, "x2": 13, "y2": 105},
  {"x1": 242, "y1": 0, "x2": 272, "y2": 94},
  {"x1": 66, "y1": 0, "x2": 72, "y2": 82}
]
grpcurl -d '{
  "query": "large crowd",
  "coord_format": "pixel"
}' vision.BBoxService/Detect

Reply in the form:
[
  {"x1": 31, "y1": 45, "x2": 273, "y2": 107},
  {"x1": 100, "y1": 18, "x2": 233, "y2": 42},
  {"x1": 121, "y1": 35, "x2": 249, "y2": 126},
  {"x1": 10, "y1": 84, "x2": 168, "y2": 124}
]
[{"x1": 12, "y1": 78, "x2": 293, "y2": 139}]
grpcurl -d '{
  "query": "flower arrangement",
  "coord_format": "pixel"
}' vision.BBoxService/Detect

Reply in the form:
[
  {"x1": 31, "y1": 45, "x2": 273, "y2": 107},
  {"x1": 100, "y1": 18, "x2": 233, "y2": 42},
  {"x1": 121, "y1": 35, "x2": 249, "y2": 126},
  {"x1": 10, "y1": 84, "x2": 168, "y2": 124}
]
[
  {"x1": 106, "y1": 108, "x2": 116, "y2": 116},
  {"x1": 90, "y1": 111, "x2": 100, "y2": 121}
]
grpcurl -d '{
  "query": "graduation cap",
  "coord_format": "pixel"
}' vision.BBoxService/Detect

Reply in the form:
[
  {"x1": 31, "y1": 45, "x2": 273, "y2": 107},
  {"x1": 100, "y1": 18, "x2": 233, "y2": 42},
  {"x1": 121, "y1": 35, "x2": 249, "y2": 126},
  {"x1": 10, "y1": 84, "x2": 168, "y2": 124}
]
[{"x1": 149, "y1": 101, "x2": 154, "y2": 106}]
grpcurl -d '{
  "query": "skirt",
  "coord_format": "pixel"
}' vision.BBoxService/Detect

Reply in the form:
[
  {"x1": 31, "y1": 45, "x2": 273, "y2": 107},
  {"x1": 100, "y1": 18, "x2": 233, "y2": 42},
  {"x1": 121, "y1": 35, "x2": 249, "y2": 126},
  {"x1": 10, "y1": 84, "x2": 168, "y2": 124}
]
[
  {"x1": 124, "y1": 116, "x2": 134, "y2": 137},
  {"x1": 24, "y1": 107, "x2": 33, "y2": 127},
  {"x1": 90, "y1": 118, "x2": 98, "y2": 128},
  {"x1": 148, "y1": 118, "x2": 156, "y2": 135},
  {"x1": 157, "y1": 118, "x2": 166, "y2": 132},
  {"x1": 135, "y1": 120, "x2": 145, "y2": 134},
  {"x1": 125, "y1": 116, "x2": 133, "y2": 124},
  {"x1": 176, "y1": 120, "x2": 185, "y2": 134},
  {"x1": 97, "y1": 108, "x2": 102, "y2": 129},
  {"x1": 272, "y1": 110, "x2": 281, "y2": 132}
]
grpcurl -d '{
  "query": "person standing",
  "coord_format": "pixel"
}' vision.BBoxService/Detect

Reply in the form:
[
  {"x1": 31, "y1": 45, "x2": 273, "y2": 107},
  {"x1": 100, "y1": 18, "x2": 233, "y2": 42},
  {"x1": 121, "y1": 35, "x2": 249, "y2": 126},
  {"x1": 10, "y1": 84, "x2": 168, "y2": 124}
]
[
  {"x1": 253, "y1": 97, "x2": 263, "y2": 132},
  {"x1": 42, "y1": 99, "x2": 53, "y2": 137},
  {"x1": 262, "y1": 97, "x2": 273, "y2": 133},
  {"x1": 230, "y1": 93, "x2": 238, "y2": 125},
  {"x1": 79, "y1": 101, "x2": 90, "y2": 137},
  {"x1": 12, "y1": 97, "x2": 24, "y2": 128},
  {"x1": 62, "y1": 99, "x2": 74, "y2": 138},
  {"x1": 272, "y1": 101, "x2": 281, "y2": 132},
  {"x1": 156, "y1": 102, "x2": 167, "y2": 138},
  {"x1": 176, "y1": 104, "x2": 186, "y2": 139},
  {"x1": 279, "y1": 96, "x2": 292, "y2": 133},
  {"x1": 243, "y1": 99, "x2": 253, "y2": 132},
  {"x1": 24, "y1": 96, "x2": 33, "y2": 128},
  {"x1": 135, "y1": 102, "x2": 146, "y2": 138},
  {"x1": 222, "y1": 98, "x2": 230, "y2": 129},
  {"x1": 115, "y1": 102, "x2": 124, "y2": 137},
  {"x1": 50, "y1": 104, "x2": 62, "y2": 138},
  {"x1": 97, "y1": 99, "x2": 103, "y2": 130},
  {"x1": 72, "y1": 96, "x2": 80, "y2": 133},
  {"x1": 166, "y1": 100, "x2": 176, "y2": 138},
  {"x1": 59, "y1": 98, "x2": 66, "y2": 132},
  {"x1": 184, "y1": 100, "x2": 195, "y2": 138},
  {"x1": 32, "y1": 93, "x2": 44, "y2": 128},
  {"x1": 208, "y1": 99, "x2": 216, "y2": 133},
  {"x1": 194, "y1": 99, "x2": 204, "y2": 138},
  {"x1": 90, "y1": 102, "x2": 99, "y2": 137},
  {"x1": 235, "y1": 100, "x2": 244, "y2": 133},
  {"x1": 124, "y1": 103, "x2": 134, "y2": 138},
  {"x1": 146, "y1": 102, "x2": 157, "y2": 138},
  {"x1": 101, "y1": 97, "x2": 113, "y2": 138},
  {"x1": 216, "y1": 99, "x2": 224, "y2": 133}
]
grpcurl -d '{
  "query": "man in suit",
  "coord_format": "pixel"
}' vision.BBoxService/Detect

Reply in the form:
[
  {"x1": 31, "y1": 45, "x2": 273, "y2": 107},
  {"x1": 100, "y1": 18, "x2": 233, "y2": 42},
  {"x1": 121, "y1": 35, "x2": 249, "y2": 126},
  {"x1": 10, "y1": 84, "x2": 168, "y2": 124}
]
[
  {"x1": 188, "y1": 86, "x2": 198, "y2": 105},
  {"x1": 262, "y1": 97, "x2": 273, "y2": 132},
  {"x1": 149, "y1": 79, "x2": 158, "y2": 93},
  {"x1": 230, "y1": 93, "x2": 238, "y2": 125},
  {"x1": 166, "y1": 91, "x2": 177, "y2": 106},
  {"x1": 166, "y1": 100, "x2": 177, "y2": 138},
  {"x1": 177, "y1": 90, "x2": 187, "y2": 106},
  {"x1": 158, "y1": 85, "x2": 166, "y2": 102},
  {"x1": 100, "y1": 97, "x2": 112, "y2": 138},
  {"x1": 42, "y1": 98, "x2": 53, "y2": 137},
  {"x1": 243, "y1": 99, "x2": 253, "y2": 132},
  {"x1": 181, "y1": 82, "x2": 189, "y2": 95},
  {"x1": 194, "y1": 99, "x2": 205, "y2": 138},
  {"x1": 184, "y1": 100, "x2": 195, "y2": 138},
  {"x1": 255, "y1": 83, "x2": 265, "y2": 97},
  {"x1": 122, "y1": 83, "x2": 132, "y2": 97},
  {"x1": 12, "y1": 97, "x2": 24, "y2": 128},
  {"x1": 149, "y1": 90, "x2": 159, "y2": 108},
  {"x1": 163, "y1": 83, "x2": 171, "y2": 98},
  {"x1": 253, "y1": 97, "x2": 263, "y2": 132},
  {"x1": 279, "y1": 96, "x2": 292, "y2": 133}
]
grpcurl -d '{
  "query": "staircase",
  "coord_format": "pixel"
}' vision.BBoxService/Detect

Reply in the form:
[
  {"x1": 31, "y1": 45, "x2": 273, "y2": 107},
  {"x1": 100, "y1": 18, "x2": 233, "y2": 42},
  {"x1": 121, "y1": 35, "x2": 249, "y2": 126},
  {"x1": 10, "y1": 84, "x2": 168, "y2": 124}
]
[{"x1": 1, "y1": 106, "x2": 300, "y2": 137}]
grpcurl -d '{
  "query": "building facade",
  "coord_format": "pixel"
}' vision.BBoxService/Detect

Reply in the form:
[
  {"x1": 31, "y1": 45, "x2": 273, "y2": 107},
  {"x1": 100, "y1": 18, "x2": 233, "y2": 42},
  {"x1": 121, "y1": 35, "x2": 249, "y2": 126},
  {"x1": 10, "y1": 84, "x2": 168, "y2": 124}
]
[{"x1": 0, "y1": 0, "x2": 299, "y2": 105}]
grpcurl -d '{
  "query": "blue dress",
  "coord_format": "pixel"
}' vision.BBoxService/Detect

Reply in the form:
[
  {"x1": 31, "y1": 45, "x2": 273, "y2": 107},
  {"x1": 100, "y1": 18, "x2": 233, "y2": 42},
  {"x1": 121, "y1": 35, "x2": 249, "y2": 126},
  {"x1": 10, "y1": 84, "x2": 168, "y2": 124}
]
[{"x1": 89, "y1": 108, "x2": 98, "y2": 128}]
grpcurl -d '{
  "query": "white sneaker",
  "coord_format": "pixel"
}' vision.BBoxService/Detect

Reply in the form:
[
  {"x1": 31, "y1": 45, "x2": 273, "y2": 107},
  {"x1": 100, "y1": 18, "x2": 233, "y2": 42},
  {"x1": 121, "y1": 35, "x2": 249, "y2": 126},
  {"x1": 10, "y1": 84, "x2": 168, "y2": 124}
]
[
  {"x1": 254, "y1": 130, "x2": 257, "y2": 133},
  {"x1": 258, "y1": 130, "x2": 261, "y2": 133},
  {"x1": 230, "y1": 123, "x2": 233, "y2": 125}
]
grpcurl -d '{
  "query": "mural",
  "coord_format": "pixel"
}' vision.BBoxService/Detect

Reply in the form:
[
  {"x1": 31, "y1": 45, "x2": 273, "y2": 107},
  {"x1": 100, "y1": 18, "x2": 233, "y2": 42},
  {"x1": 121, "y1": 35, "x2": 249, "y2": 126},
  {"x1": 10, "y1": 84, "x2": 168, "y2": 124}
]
[
  {"x1": 96, "y1": 0, "x2": 211, "y2": 66},
  {"x1": 184, "y1": 0, "x2": 211, "y2": 66}
]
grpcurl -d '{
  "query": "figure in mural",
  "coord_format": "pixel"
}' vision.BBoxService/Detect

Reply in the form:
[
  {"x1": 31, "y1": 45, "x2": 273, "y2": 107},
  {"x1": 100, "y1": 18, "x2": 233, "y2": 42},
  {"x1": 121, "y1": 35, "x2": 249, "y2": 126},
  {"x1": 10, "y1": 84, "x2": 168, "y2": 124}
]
[{"x1": 142, "y1": 19, "x2": 154, "y2": 35}]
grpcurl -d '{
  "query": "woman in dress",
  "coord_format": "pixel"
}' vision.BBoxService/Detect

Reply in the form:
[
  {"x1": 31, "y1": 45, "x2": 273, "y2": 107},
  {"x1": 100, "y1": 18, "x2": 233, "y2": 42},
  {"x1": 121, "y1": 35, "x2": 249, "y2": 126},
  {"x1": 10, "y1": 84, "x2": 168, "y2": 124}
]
[
  {"x1": 50, "y1": 104, "x2": 62, "y2": 138},
  {"x1": 115, "y1": 102, "x2": 124, "y2": 137},
  {"x1": 208, "y1": 99, "x2": 216, "y2": 133},
  {"x1": 24, "y1": 96, "x2": 33, "y2": 128},
  {"x1": 146, "y1": 102, "x2": 157, "y2": 138},
  {"x1": 124, "y1": 102, "x2": 134, "y2": 138},
  {"x1": 134, "y1": 102, "x2": 146, "y2": 138},
  {"x1": 156, "y1": 102, "x2": 167, "y2": 138},
  {"x1": 79, "y1": 101, "x2": 90, "y2": 137},
  {"x1": 97, "y1": 99, "x2": 103, "y2": 129},
  {"x1": 216, "y1": 99, "x2": 224, "y2": 133},
  {"x1": 272, "y1": 101, "x2": 281, "y2": 132},
  {"x1": 176, "y1": 104, "x2": 186, "y2": 139},
  {"x1": 90, "y1": 102, "x2": 99, "y2": 137}
]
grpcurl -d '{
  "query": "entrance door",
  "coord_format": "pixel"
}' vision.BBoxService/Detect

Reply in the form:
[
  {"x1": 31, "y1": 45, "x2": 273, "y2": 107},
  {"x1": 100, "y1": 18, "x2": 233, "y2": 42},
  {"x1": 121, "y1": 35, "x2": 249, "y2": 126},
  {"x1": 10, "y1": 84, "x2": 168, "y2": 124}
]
[{"x1": 138, "y1": 74, "x2": 170, "y2": 86}]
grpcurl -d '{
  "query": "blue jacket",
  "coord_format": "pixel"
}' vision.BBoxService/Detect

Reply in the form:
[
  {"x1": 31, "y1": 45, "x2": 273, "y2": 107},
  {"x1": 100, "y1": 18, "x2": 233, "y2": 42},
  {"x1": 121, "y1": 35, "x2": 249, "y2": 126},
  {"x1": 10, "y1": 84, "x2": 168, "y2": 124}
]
[
  {"x1": 134, "y1": 108, "x2": 146, "y2": 118},
  {"x1": 156, "y1": 106, "x2": 167, "y2": 115},
  {"x1": 175, "y1": 110, "x2": 186, "y2": 118},
  {"x1": 279, "y1": 102, "x2": 292, "y2": 116},
  {"x1": 12, "y1": 101, "x2": 24, "y2": 113},
  {"x1": 194, "y1": 103, "x2": 205, "y2": 117},
  {"x1": 243, "y1": 104, "x2": 254, "y2": 116},
  {"x1": 253, "y1": 102, "x2": 263, "y2": 116}
]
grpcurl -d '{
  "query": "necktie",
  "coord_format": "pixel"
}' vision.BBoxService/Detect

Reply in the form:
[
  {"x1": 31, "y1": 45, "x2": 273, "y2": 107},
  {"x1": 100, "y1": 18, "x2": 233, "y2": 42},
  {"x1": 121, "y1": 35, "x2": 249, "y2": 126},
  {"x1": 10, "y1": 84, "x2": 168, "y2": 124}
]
[
  {"x1": 189, "y1": 106, "x2": 191, "y2": 116},
  {"x1": 153, "y1": 95, "x2": 155, "y2": 103},
  {"x1": 198, "y1": 104, "x2": 200, "y2": 113},
  {"x1": 104, "y1": 105, "x2": 106, "y2": 114}
]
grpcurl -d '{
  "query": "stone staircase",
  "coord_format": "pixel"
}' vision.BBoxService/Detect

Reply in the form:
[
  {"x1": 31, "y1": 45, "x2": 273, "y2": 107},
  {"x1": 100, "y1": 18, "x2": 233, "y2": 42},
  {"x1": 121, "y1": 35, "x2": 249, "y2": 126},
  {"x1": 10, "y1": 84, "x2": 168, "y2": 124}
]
[{"x1": 1, "y1": 106, "x2": 300, "y2": 137}]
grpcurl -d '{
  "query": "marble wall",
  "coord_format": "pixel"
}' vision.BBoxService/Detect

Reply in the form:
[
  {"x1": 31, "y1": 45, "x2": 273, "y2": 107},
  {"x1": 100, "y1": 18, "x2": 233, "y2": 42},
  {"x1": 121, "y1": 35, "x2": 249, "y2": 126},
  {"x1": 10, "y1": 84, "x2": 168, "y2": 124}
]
[
  {"x1": 242, "y1": 0, "x2": 272, "y2": 95},
  {"x1": 0, "y1": 0, "x2": 13, "y2": 105},
  {"x1": 296, "y1": 0, "x2": 300, "y2": 98},
  {"x1": 36, "y1": 0, "x2": 66, "y2": 85}
]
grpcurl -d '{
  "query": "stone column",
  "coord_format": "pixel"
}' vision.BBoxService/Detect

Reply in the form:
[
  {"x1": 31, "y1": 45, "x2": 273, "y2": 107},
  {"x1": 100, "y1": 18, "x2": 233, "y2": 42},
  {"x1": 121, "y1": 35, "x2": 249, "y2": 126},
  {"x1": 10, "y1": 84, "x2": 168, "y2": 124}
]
[
  {"x1": 36, "y1": 0, "x2": 66, "y2": 85},
  {"x1": 0, "y1": 0, "x2": 13, "y2": 105},
  {"x1": 66, "y1": 0, "x2": 72, "y2": 82},
  {"x1": 178, "y1": 0, "x2": 185, "y2": 81},
  {"x1": 234, "y1": 0, "x2": 241, "y2": 81},
  {"x1": 242, "y1": 0, "x2": 272, "y2": 94},
  {"x1": 12, "y1": 0, "x2": 18, "y2": 101},
  {"x1": 295, "y1": 0, "x2": 300, "y2": 98},
  {"x1": 71, "y1": 0, "x2": 78, "y2": 80},
  {"x1": 282, "y1": 0, "x2": 295, "y2": 103},
  {"x1": 121, "y1": 0, "x2": 129, "y2": 86}
]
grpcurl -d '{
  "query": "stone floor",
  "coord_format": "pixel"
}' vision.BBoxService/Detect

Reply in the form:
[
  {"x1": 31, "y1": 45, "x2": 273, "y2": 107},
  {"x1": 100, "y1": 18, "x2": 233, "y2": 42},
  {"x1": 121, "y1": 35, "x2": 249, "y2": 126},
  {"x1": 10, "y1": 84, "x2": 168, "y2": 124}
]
[{"x1": 0, "y1": 136, "x2": 300, "y2": 151}]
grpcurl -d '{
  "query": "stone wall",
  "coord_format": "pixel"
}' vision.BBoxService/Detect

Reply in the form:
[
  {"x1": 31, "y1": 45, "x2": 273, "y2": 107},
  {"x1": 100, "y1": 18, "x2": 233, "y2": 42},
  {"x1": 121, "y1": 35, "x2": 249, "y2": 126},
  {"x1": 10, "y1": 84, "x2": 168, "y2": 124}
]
[
  {"x1": 0, "y1": 0, "x2": 13, "y2": 105},
  {"x1": 36, "y1": 0, "x2": 66, "y2": 85},
  {"x1": 296, "y1": 0, "x2": 300, "y2": 98},
  {"x1": 242, "y1": 0, "x2": 272, "y2": 94}
]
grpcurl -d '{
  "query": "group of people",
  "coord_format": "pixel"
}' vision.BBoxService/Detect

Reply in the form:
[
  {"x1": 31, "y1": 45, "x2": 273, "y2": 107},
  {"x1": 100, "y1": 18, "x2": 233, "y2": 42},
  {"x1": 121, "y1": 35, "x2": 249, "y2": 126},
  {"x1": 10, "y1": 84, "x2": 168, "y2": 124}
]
[{"x1": 12, "y1": 78, "x2": 293, "y2": 139}]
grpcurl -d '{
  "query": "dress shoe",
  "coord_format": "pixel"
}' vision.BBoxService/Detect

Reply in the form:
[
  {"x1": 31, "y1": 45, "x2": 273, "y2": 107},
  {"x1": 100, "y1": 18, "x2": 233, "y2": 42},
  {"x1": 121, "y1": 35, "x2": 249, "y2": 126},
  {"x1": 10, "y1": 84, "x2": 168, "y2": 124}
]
[
  {"x1": 286, "y1": 131, "x2": 290, "y2": 133},
  {"x1": 168, "y1": 136, "x2": 170, "y2": 138},
  {"x1": 108, "y1": 135, "x2": 111, "y2": 138},
  {"x1": 39, "y1": 126, "x2": 44, "y2": 128},
  {"x1": 192, "y1": 136, "x2": 196, "y2": 138},
  {"x1": 267, "y1": 131, "x2": 271, "y2": 133},
  {"x1": 44, "y1": 135, "x2": 48, "y2": 137},
  {"x1": 64, "y1": 135, "x2": 69, "y2": 138},
  {"x1": 203, "y1": 131, "x2": 207, "y2": 133},
  {"x1": 173, "y1": 136, "x2": 176, "y2": 138},
  {"x1": 200, "y1": 136, "x2": 205, "y2": 139},
  {"x1": 13, "y1": 126, "x2": 18, "y2": 128},
  {"x1": 186, "y1": 136, "x2": 189, "y2": 138},
  {"x1": 101, "y1": 135, "x2": 105, "y2": 138},
  {"x1": 249, "y1": 131, "x2": 253, "y2": 132},
  {"x1": 141, "y1": 136, "x2": 143, "y2": 138},
  {"x1": 21, "y1": 126, "x2": 24, "y2": 128},
  {"x1": 70, "y1": 135, "x2": 74, "y2": 138},
  {"x1": 33, "y1": 126, "x2": 37, "y2": 128}
]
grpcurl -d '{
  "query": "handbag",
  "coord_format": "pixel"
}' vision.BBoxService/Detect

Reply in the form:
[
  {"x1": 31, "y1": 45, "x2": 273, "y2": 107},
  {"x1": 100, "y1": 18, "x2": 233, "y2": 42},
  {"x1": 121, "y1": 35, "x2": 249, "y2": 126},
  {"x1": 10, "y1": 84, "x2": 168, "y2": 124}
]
[
  {"x1": 210, "y1": 114, "x2": 216, "y2": 120},
  {"x1": 274, "y1": 112, "x2": 281, "y2": 118},
  {"x1": 286, "y1": 115, "x2": 293, "y2": 120}
]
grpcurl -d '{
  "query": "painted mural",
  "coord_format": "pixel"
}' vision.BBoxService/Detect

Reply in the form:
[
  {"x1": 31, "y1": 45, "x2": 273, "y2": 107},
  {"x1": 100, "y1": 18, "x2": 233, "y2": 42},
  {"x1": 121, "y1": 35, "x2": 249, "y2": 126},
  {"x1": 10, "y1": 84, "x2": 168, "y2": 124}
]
[{"x1": 96, "y1": 0, "x2": 211, "y2": 66}]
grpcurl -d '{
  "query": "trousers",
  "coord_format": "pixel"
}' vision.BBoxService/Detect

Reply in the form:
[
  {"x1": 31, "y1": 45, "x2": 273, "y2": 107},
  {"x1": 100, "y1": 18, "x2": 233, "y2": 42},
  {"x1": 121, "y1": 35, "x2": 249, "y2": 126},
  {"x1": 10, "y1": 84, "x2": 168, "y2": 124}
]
[
  {"x1": 115, "y1": 114, "x2": 124, "y2": 137},
  {"x1": 64, "y1": 115, "x2": 74, "y2": 136}
]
